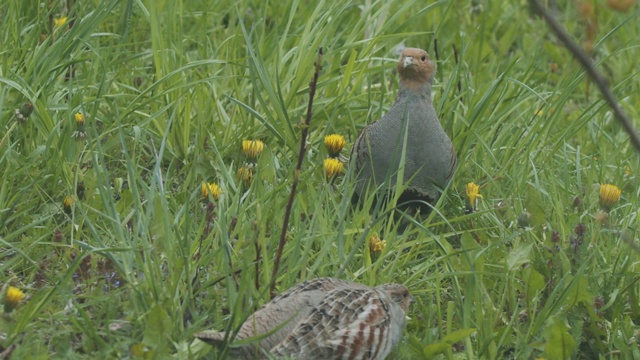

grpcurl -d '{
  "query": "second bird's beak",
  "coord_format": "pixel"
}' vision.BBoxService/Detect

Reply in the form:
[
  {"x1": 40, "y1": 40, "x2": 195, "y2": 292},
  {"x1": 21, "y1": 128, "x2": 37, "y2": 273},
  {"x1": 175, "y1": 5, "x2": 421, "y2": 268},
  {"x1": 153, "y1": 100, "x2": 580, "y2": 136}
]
[{"x1": 402, "y1": 56, "x2": 415, "y2": 68}]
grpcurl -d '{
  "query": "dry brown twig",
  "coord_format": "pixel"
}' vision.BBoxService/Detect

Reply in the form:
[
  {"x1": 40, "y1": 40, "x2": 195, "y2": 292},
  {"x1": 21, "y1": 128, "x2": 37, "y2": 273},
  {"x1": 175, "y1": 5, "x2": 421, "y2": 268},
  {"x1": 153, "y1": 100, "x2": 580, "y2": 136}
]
[
  {"x1": 529, "y1": 0, "x2": 640, "y2": 154},
  {"x1": 270, "y1": 48, "x2": 324, "y2": 296}
]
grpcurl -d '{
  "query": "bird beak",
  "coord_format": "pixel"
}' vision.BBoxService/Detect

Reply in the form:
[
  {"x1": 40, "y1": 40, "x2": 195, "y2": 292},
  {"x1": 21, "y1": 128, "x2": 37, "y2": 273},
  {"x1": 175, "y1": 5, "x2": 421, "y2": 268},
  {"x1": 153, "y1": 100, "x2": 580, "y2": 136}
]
[{"x1": 402, "y1": 56, "x2": 415, "y2": 68}]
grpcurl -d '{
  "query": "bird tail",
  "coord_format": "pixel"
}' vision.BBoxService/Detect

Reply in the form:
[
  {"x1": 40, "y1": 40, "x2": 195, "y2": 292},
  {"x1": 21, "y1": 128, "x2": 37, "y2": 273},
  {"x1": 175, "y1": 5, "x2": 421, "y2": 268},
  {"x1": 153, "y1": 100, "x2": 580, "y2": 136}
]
[{"x1": 194, "y1": 330, "x2": 227, "y2": 346}]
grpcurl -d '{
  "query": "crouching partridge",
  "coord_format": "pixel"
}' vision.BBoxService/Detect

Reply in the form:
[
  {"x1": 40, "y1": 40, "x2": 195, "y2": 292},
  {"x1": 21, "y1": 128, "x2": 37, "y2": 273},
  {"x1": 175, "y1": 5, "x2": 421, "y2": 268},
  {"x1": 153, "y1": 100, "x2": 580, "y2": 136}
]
[
  {"x1": 352, "y1": 47, "x2": 456, "y2": 211},
  {"x1": 271, "y1": 282, "x2": 412, "y2": 360},
  {"x1": 195, "y1": 278, "x2": 412, "y2": 359}
]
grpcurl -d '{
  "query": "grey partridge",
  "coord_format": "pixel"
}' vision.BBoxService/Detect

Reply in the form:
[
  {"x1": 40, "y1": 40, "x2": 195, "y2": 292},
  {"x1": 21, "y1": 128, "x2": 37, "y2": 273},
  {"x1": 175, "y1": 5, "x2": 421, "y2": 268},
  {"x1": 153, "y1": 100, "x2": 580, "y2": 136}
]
[
  {"x1": 196, "y1": 279, "x2": 411, "y2": 360},
  {"x1": 271, "y1": 283, "x2": 412, "y2": 360},
  {"x1": 352, "y1": 47, "x2": 456, "y2": 211},
  {"x1": 195, "y1": 278, "x2": 354, "y2": 359}
]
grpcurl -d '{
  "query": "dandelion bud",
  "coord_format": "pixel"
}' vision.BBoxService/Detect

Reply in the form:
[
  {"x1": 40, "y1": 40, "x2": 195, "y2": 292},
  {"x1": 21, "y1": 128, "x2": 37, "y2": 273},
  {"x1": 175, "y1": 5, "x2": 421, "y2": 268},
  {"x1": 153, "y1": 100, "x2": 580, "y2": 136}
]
[
  {"x1": 517, "y1": 210, "x2": 532, "y2": 228},
  {"x1": 75, "y1": 112, "x2": 85, "y2": 127},
  {"x1": 63, "y1": 196, "x2": 74, "y2": 213},
  {"x1": 369, "y1": 235, "x2": 386, "y2": 256},
  {"x1": 15, "y1": 101, "x2": 34, "y2": 122},
  {"x1": 465, "y1": 182, "x2": 482, "y2": 211},
  {"x1": 237, "y1": 166, "x2": 253, "y2": 186}
]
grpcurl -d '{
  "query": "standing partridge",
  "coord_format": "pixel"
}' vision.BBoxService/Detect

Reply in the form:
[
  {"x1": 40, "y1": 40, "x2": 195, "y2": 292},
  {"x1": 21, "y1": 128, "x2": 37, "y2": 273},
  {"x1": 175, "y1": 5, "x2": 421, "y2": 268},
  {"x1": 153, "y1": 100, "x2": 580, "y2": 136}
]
[
  {"x1": 352, "y1": 47, "x2": 456, "y2": 211},
  {"x1": 271, "y1": 283, "x2": 412, "y2": 359},
  {"x1": 195, "y1": 278, "x2": 355, "y2": 359}
]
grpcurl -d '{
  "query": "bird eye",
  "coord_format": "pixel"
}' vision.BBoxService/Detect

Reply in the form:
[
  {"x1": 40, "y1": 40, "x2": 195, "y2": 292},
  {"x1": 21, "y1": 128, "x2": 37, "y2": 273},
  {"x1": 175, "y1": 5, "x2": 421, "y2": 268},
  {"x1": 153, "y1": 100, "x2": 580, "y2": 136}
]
[{"x1": 421, "y1": 55, "x2": 426, "y2": 61}]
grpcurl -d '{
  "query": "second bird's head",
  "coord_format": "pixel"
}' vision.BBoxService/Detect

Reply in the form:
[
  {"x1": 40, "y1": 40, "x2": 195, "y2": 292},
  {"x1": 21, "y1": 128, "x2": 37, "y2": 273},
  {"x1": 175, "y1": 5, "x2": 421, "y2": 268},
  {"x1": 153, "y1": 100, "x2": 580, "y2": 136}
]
[{"x1": 397, "y1": 47, "x2": 435, "y2": 86}]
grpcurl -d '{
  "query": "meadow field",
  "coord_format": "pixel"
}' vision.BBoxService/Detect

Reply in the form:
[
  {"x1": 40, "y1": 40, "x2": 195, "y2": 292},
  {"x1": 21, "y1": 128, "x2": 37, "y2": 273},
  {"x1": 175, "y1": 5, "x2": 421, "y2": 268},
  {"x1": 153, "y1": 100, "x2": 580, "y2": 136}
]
[{"x1": 1, "y1": 0, "x2": 639, "y2": 358}]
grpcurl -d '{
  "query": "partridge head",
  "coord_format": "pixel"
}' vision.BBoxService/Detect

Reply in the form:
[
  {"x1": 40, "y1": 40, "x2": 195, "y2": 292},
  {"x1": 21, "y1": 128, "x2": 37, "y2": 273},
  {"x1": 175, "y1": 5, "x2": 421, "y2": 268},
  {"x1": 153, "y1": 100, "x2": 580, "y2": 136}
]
[{"x1": 353, "y1": 47, "x2": 456, "y2": 212}]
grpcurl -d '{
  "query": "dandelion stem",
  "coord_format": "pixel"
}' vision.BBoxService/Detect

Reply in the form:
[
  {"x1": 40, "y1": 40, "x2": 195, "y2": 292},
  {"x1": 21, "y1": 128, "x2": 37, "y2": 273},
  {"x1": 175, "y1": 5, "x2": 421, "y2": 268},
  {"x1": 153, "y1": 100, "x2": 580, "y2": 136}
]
[{"x1": 270, "y1": 48, "x2": 323, "y2": 296}]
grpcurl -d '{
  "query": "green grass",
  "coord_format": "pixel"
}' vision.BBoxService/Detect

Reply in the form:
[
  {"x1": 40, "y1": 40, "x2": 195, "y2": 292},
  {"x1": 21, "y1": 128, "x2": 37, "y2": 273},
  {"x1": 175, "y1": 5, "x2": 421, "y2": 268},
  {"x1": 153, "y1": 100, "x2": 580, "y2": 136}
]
[{"x1": 1, "y1": 0, "x2": 639, "y2": 358}]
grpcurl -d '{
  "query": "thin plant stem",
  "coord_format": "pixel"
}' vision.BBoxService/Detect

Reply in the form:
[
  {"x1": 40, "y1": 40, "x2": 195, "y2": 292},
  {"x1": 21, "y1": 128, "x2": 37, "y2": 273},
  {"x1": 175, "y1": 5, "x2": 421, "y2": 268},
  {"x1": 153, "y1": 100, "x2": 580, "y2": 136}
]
[
  {"x1": 529, "y1": 0, "x2": 640, "y2": 154},
  {"x1": 270, "y1": 48, "x2": 324, "y2": 296},
  {"x1": 452, "y1": 43, "x2": 462, "y2": 102}
]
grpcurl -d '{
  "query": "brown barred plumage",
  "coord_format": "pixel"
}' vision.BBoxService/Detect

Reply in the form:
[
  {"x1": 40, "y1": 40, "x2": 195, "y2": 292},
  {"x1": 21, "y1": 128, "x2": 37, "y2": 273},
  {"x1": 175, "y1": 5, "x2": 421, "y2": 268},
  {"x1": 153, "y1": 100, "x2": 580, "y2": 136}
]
[{"x1": 196, "y1": 279, "x2": 411, "y2": 360}]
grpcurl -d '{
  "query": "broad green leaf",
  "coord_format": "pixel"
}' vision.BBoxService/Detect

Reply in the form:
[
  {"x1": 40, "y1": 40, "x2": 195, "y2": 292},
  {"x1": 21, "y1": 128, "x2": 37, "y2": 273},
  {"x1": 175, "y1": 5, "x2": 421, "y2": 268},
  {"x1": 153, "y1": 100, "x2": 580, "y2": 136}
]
[
  {"x1": 565, "y1": 274, "x2": 592, "y2": 307},
  {"x1": 543, "y1": 315, "x2": 576, "y2": 360},
  {"x1": 523, "y1": 267, "x2": 545, "y2": 303},
  {"x1": 142, "y1": 304, "x2": 171, "y2": 354},
  {"x1": 506, "y1": 243, "x2": 532, "y2": 271}
]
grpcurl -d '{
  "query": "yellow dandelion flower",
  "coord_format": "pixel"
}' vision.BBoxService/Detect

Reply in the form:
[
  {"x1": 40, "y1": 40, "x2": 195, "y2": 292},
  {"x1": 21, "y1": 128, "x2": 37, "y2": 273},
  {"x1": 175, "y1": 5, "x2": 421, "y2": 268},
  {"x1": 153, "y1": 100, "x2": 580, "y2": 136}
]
[
  {"x1": 369, "y1": 235, "x2": 386, "y2": 254},
  {"x1": 4, "y1": 286, "x2": 25, "y2": 313},
  {"x1": 324, "y1": 134, "x2": 346, "y2": 157},
  {"x1": 237, "y1": 166, "x2": 253, "y2": 185},
  {"x1": 599, "y1": 183, "x2": 621, "y2": 211},
  {"x1": 75, "y1": 112, "x2": 85, "y2": 126},
  {"x1": 201, "y1": 182, "x2": 222, "y2": 201},
  {"x1": 63, "y1": 195, "x2": 74, "y2": 212},
  {"x1": 54, "y1": 16, "x2": 68, "y2": 28},
  {"x1": 465, "y1": 182, "x2": 482, "y2": 210},
  {"x1": 72, "y1": 113, "x2": 86, "y2": 139},
  {"x1": 324, "y1": 158, "x2": 343, "y2": 179},
  {"x1": 242, "y1": 140, "x2": 265, "y2": 160}
]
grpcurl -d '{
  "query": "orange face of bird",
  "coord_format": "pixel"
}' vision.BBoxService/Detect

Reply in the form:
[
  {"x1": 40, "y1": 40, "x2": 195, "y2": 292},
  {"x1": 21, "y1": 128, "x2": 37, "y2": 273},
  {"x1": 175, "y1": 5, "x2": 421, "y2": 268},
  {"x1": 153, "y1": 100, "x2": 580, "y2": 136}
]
[{"x1": 397, "y1": 48, "x2": 436, "y2": 87}]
